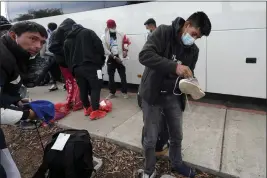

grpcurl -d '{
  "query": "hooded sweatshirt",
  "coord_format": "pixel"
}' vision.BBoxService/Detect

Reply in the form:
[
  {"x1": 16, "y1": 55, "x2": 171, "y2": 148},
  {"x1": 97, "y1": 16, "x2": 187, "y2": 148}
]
[
  {"x1": 64, "y1": 24, "x2": 105, "y2": 73},
  {"x1": 0, "y1": 16, "x2": 12, "y2": 37},
  {"x1": 138, "y1": 17, "x2": 199, "y2": 111},
  {"x1": 49, "y1": 18, "x2": 76, "y2": 67}
]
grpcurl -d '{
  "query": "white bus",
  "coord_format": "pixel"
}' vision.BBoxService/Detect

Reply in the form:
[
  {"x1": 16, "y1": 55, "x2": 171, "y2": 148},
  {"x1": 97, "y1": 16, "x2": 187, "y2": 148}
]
[{"x1": 5, "y1": 1, "x2": 266, "y2": 99}]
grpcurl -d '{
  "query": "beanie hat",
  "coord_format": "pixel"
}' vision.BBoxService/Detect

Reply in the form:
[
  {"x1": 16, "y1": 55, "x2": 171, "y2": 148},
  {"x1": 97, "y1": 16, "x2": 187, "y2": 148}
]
[
  {"x1": 0, "y1": 16, "x2": 12, "y2": 31},
  {"x1": 107, "y1": 19, "x2": 116, "y2": 28}
]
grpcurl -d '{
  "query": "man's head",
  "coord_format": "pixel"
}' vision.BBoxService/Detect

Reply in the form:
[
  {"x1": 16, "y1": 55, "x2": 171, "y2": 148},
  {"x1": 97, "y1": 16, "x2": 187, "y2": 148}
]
[
  {"x1": 47, "y1": 22, "x2": 57, "y2": 32},
  {"x1": 144, "y1": 18, "x2": 157, "y2": 32},
  {"x1": 9, "y1": 21, "x2": 47, "y2": 56},
  {"x1": 181, "y1": 11, "x2": 211, "y2": 46},
  {"x1": 107, "y1": 19, "x2": 116, "y2": 33}
]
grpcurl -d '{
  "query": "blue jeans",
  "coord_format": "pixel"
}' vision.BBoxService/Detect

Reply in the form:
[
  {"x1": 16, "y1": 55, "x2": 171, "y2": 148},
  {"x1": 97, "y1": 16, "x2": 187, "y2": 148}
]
[{"x1": 142, "y1": 95, "x2": 183, "y2": 175}]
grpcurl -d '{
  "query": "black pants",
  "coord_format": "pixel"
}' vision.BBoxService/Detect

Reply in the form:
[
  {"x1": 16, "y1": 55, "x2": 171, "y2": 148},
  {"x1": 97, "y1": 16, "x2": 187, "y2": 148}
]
[
  {"x1": 74, "y1": 65, "x2": 102, "y2": 111},
  {"x1": 107, "y1": 61, "x2": 127, "y2": 94},
  {"x1": 47, "y1": 56, "x2": 61, "y2": 84}
]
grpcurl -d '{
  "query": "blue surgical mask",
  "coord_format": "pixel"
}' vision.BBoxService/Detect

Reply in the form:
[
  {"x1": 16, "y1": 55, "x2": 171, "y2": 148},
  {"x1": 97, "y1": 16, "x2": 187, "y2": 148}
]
[{"x1": 181, "y1": 33, "x2": 195, "y2": 46}]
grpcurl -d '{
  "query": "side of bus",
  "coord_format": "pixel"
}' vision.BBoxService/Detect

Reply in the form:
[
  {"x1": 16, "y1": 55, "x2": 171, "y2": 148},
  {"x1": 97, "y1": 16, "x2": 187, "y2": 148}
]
[{"x1": 6, "y1": 1, "x2": 266, "y2": 99}]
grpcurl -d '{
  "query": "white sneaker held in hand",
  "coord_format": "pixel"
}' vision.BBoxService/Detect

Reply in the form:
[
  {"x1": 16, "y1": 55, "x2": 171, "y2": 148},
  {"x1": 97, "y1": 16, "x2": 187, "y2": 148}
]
[{"x1": 179, "y1": 78, "x2": 205, "y2": 100}]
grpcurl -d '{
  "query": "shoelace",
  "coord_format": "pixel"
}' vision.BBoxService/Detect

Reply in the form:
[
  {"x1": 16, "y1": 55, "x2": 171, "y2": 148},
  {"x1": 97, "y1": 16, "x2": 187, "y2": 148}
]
[{"x1": 173, "y1": 76, "x2": 192, "y2": 113}]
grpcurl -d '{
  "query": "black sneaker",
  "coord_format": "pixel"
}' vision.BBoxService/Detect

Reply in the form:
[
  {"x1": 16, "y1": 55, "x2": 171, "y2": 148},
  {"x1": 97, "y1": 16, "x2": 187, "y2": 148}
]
[{"x1": 171, "y1": 163, "x2": 196, "y2": 178}]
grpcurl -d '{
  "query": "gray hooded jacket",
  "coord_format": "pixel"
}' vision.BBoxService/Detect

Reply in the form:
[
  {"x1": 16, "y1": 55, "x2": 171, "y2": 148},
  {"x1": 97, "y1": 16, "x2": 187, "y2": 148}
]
[{"x1": 138, "y1": 17, "x2": 199, "y2": 111}]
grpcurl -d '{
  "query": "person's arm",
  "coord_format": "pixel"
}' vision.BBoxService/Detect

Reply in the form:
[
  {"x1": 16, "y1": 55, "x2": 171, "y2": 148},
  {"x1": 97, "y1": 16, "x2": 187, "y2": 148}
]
[
  {"x1": 0, "y1": 69, "x2": 21, "y2": 107},
  {"x1": 48, "y1": 30, "x2": 64, "y2": 56},
  {"x1": 91, "y1": 31, "x2": 106, "y2": 65},
  {"x1": 0, "y1": 70, "x2": 35, "y2": 125},
  {"x1": 101, "y1": 34, "x2": 112, "y2": 56},
  {"x1": 189, "y1": 47, "x2": 199, "y2": 77},
  {"x1": 0, "y1": 107, "x2": 31, "y2": 125},
  {"x1": 139, "y1": 25, "x2": 177, "y2": 75},
  {"x1": 92, "y1": 31, "x2": 105, "y2": 56},
  {"x1": 63, "y1": 41, "x2": 70, "y2": 66}
]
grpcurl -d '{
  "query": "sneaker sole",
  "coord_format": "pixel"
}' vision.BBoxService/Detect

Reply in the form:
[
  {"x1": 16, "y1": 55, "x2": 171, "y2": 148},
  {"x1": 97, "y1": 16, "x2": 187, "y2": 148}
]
[{"x1": 179, "y1": 80, "x2": 205, "y2": 100}]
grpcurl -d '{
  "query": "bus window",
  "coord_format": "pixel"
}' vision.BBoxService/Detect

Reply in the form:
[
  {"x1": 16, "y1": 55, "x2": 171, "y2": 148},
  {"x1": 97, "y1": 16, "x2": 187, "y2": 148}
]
[
  {"x1": 61, "y1": 2, "x2": 105, "y2": 14},
  {"x1": 6, "y1": 1, "x2": 151, "y2": 22},
  {"x1": 7, "y1": 1, "x2": 62, "y2": 22},
  {"x1": 126, "y1": 1, "x2": 151, "y2": 5},
  {"x1": 104, "y1": 1, "x2": 128, "y2": 8},
  {"x1": 6, "y1": 2, "x2": 31, "y2": 22}
]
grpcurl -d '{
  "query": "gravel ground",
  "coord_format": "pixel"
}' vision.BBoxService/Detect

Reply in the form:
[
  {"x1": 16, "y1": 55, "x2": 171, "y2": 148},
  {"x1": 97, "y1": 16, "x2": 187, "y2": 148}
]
[{"x1": 1, "y1": 125, "x2": 216, "y2": 178}]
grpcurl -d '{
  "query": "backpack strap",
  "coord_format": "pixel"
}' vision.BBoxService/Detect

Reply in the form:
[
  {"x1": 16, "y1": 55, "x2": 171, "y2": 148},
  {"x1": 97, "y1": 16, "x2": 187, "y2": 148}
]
[
  {"x1": 32, "y1": 146, "x2": 51, "y2": 178},
  {"x1": 32, "y1": 141, "x2": 58, "y2": 178}
]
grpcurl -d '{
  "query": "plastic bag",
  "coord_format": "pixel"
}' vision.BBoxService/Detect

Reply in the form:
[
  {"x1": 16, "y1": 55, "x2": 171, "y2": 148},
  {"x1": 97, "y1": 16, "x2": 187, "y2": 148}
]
[
  {"x1": 53, "y1": 102, "x2": 70, "y2": 121},
  {"x1": 22, "y1": 56, "x2": 53, "y2": 88},
  {"x1": 99, "y1": 99, "x2": 112, "y2": 112},
  {"x1": 72, "y1": 80, "x2": 83, "y2": 111}
]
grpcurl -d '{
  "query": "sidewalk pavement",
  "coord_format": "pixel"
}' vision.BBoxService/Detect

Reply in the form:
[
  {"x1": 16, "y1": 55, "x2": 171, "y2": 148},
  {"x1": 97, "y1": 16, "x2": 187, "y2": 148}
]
[{"x1": 29, "y1": 86, "x2": 266, "y2": 178}]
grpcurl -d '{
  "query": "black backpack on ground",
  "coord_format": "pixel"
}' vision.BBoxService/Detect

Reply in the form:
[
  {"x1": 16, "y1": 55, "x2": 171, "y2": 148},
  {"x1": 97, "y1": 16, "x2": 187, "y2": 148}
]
[{"x1": 33, "y1": 129, "x2": 95, "y2": 178}]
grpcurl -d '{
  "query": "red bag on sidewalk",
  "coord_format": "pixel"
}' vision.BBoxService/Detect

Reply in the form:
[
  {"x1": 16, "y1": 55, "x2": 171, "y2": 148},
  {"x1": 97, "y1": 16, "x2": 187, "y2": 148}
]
[
  {"x1": 99, "y1": 99, "x2": 112, "y2": 112},
  {"x1": 53, "y1": 102, "x2": 71, "y2": 121},
  {"x1": 72, "y1": 80, "x2": 83, "y2": 111}
]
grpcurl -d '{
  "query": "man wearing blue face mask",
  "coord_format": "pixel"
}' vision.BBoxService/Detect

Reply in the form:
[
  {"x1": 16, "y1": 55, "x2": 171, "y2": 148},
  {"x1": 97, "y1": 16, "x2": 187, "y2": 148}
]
[
  {"x1": 139, "y1": 18, "x2": 170, "y2": 158},
  {"x1": 137, "y1": 12, "x2": 211, "y2": 178}
]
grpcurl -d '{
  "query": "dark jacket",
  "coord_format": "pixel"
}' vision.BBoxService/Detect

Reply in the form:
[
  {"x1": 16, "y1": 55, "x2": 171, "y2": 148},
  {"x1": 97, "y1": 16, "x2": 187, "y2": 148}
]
[
  {"x1": 0, "y1": 35, "x2": 31, "y2": 149},
  {"x1": 139, "y1": 17, "x2": 199, "y2": 111},
  {"x1": 0, "y1": 35, "x2": 31, "y2": 107},
  {"x1": 64, "y1": 24, "x2": 105, "y2": 73},
  {"x1": 49, "y1": 18, "x2": 76, "y2": 67}
]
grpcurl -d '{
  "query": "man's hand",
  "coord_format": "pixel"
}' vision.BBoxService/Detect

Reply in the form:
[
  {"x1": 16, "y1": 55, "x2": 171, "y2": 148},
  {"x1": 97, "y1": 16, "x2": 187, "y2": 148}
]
[
  {"x1": 17, "y1": 98, "x2": 32, "y2": 108},
  {"x1": 28, "y1": 109, "x2": 36, "y2": 120},
  {"x1": 114, "y1": 56, "x2": 122, "y2": 64},
  {"x1": 176, "y1": 64, "x2": 193, "y2": 78},
  {"x1": 21, "y1": 98, "x2": 32, "y2": 103},
  {"x1": 17, "y1": 101, "x2": 24, "y2": 108},
  {"x1": 109, "y1": 54, "x2": 114, "y2": 59}
]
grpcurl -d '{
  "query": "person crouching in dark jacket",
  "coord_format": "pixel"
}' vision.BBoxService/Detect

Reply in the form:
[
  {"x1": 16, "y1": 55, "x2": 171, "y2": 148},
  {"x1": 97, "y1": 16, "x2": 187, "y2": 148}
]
[
  {"x1": 0, "y1": 20, "x2": 47, "y2": 178},
  {"x1": 137, "y1": 12, "x2": 212, "y2": 178},
  {"x1": 49, "y1": 18, "x2": 83, "y2": 112},
  {"x1": 64, "y1": 24, "x2": 106, "y2": 120}
]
